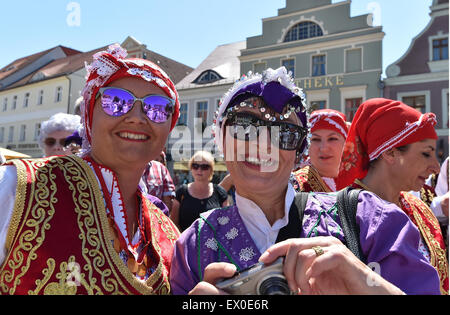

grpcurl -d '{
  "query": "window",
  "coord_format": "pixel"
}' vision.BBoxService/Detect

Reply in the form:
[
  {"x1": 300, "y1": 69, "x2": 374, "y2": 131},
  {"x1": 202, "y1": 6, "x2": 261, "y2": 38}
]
[
  {"x1": 0, "y1": 127, "x2": 4, "y2": 143},
  {"x1": 312, "y1": 55, "x2": 326, "y2": 77},
  {"x1": 345, "y1": 98, "x2": 363, "y2": 121},
  {"x1": 19, "y1": 125, "x2": 26, "y2": 142},
  {"x1": 2, "y1": 98, "x2": 7, "y2": 112},
  {"x1": 38, "y1": 90, "x2": 44, "y2": 105},
  {"x1": 177, "y1": 103, "x2": 188, "y2": 126},
  {"x1": 55, "y1": 87, "x2": 63, "y2": 102},
  {"x1": 34, "y1": 123, "x2": 41, "y2": 141},
  {"x1": 433, "y1": 38, "x2": 448, "y2": 61},
  {"x1": 284, "y1": 21, "x2": 323, "y2": 42},
  {"x1": 282, "y1": 59, "x2": 295, "y2": 78},
  {"x1": 8, "y1": 126, "x2": 14, "y2": 143},
  {"x1": 12, "y1": 96, "x2": 17, "y2": 110},
  {"x1": 346, "y1": 49, "x2": 362, "y2": 73},
  {"x1": 23, "y1": 93, "x2": 30, "y2": 108},
  {"x1": 193, "y1": 70, "x2": 223, "y2": 84},
  {"x1": 196, "y1": 101, "x2": 208, "y2": 132},
  {"x1": 310, "y1": 100, "x2": 327, "y2": 112},
  {"x1": 402, "y1": 95, "x2": 426, "y2": 113},
  {"x1": 253, "y1": 62, "x2": 266, "y2": 74}
]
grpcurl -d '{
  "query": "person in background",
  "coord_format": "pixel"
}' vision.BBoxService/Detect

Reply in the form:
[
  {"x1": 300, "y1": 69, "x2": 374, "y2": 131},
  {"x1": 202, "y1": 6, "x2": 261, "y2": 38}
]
[
  {"x1": 169, "y1": 68, "x2": 440, "y2": 295},
  {"x1": 219, "y1": 173, "x2": 236, "y2": 205},
  {"x1": 337, "y1": 98, "x2": 448, "y2": 295},
  {"x1": 141, "y1": 151, "x2": 176, "y2": 215},
  {"x1": 0, "y1": 44, "x2": 180, "y2": 295},
  {"x1": 292, "y1": 109, "x2": 348, "y2": 192},
  {"x1": 38, "y1": 113, "x2": 81, "y2": 157},
  {"x1": 170, "y1": 150, "x2": 228, "y2": 232}
]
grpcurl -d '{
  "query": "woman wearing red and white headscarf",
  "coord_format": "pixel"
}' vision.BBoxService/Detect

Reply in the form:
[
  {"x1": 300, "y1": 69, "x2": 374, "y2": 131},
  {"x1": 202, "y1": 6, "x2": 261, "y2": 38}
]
[
  {"x1": 0, "y1": 44, "x2": 180, "y2": 295},
  {"x1": 292, "y1": 109, "x2": 348, "y2": 192},
  {"x1": 337, "y1": 98, "x2": 448, "y2": 295}
]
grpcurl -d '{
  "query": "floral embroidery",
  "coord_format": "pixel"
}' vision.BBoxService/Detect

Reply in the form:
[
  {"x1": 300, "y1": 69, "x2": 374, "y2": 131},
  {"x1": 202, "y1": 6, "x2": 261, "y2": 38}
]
[
  {"x1": 205, "y1": 238, "x2": 218, "y2": 251},
  {"x1": 239, "y1": 247, "x2": 255, "y2": 262},
  {"x1": 225, "y1": 228, "x2": 239, "y2": 240},
  {"x1": 217, "y1": 216, "x2": 230, "y2": 226}
]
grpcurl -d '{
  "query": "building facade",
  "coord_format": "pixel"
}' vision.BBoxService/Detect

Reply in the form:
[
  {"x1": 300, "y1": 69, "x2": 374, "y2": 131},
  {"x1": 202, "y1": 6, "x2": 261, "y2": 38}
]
[
  {"x1": 384, "y1": 0, "x2": 449, "y2": 161},
  {"x1": 0, "y1": 46, "x2": 84, "y2": 157},
  {"x1": 240, "y1": 0, "x2": 384, "y2": 120},
  {"x1": 0, "y1": 37, "x2": 192, "y2": 157},
  {"x1": 169, "y1": 41, "x2": 246, "y2": 183}
]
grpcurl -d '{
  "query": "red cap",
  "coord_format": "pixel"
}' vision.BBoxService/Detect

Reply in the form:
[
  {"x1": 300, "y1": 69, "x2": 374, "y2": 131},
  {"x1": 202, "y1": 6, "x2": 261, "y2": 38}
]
[
  {"x1": 310, "y1": 109, "x2": 348, "y2": 139},
  {"x1": 337, "y1": 98, "x2": 437, "y2": 189}
]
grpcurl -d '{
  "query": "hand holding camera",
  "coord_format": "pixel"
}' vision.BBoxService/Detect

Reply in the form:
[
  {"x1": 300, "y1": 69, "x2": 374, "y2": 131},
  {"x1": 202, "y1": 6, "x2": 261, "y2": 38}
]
[{"x1": 216, "y1": 257, "x2": 293, "y2": 295}]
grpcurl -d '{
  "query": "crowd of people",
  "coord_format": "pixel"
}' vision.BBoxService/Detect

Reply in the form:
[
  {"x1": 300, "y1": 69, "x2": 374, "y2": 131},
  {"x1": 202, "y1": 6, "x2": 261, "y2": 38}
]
[{"x1": 0, "y1": 44, "x2": 448, "y2": 295}]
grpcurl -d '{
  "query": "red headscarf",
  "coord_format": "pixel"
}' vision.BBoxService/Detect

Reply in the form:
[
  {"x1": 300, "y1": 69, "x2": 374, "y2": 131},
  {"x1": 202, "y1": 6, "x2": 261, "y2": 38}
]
[
  {"x1": 309, "y1": 109, "x2": 348, "y2": 139},
  {"x1": 337, "y1": 98, "x2": 437, "y2": 190},
  {"x1": 80, "y1": 44, "x2": 180, "y2": 148}
]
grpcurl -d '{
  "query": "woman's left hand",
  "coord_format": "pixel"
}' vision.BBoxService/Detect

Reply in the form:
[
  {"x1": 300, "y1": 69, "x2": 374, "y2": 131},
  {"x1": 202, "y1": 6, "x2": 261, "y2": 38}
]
[{"x1": 259, "y1": 236, "x2": 403, "y2": 295}]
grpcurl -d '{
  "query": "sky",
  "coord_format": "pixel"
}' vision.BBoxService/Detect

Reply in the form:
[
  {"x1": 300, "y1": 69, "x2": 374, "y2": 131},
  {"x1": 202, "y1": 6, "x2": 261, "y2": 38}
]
[{"x1": 0, "y1": 0, "x2": 433, "y2": 78}]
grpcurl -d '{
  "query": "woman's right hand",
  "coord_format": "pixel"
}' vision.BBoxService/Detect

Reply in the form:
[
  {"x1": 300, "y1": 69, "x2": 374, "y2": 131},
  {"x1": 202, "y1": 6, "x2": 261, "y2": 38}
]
[
  {"x1": 259, "y1": 236, "x2": 404, "y2": 295},
  {"x1": 189, "y1": 262, "x2": 237, "y2": 295}
]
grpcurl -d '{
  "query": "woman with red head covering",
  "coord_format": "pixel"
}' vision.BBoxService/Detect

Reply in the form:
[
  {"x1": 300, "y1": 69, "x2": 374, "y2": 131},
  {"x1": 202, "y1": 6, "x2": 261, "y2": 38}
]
[
  {"x1": 292, "y1": 109, "x2": 348, "y2": 192},
  {"x1": 0, "y1": 44, "x2": 180, "y2": 295},
  {"x1": 337, "y1": 98, "x2": 448, "y2": 295}
]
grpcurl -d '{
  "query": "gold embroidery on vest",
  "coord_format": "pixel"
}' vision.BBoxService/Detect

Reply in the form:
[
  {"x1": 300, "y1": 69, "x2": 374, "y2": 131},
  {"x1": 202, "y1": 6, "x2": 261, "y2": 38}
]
[
  {"x1": 63, "y1": 157, "x2": 125, "y2": 295},
  {"x1": 42, "y1": 256, "x2": 81, "y2": 295},
  {"x1": 77, "y1": 156, "x2": 161, "y2": 294},
  {"x1": 0, "y1": 158, "x2": 57, "y2": 295},
  {"x1": 1, "y1": 156, "x2": 177, "y2": 295},
  {"x1": 29, "y1": 258, "x2": 56, "y2": 295},
  {"x1": 402, "y1": 192, "x2": 448, "y2": 295},
  {"x1": 295, "y1": 166, "x2": 332, "y2": 193}
]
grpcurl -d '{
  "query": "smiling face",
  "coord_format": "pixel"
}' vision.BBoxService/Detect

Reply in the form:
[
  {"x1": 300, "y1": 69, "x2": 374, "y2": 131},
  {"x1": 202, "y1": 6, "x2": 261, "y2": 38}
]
[
  {"x1": 392, "y1": 139, "x2": 440, "y2": 192},
  {"x1": 89, "y1": 77, "x2": 171, "y2": 172},
  {"x1": 222, "y1": 102, "x2": 300, "y2": 197},
  {"x1": 309, "y1": 129, "x2": 346, "y2": 178}
]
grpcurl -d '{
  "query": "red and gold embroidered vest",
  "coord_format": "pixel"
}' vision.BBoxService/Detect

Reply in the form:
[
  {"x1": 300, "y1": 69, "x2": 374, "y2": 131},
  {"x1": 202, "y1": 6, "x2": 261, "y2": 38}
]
[
  {"x1": 292, "y1": 165, "x2": 333, "y2": 193},
  {"x1": 0, "y1": 156, "x2": 180, "y2": 295},
  {"x1": 352, "y1": 180, "x2": 448, "y2": 295}
]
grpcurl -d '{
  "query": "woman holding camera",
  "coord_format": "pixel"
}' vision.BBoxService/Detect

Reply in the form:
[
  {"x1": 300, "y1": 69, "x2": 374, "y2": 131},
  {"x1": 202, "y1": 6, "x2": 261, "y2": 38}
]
[{"x1": 169, "y1": 67, "x2": 440, "y2": 295}]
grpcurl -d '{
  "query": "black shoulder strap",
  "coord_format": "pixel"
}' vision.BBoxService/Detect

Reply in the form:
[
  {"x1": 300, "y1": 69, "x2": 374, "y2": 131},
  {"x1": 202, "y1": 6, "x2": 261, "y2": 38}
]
[
  {"x1": 276, "y1": 192, "x2": 309, "y2": 243},
  {"x1": 336, "y1": 187, "x2": 366, "y2": 262}
]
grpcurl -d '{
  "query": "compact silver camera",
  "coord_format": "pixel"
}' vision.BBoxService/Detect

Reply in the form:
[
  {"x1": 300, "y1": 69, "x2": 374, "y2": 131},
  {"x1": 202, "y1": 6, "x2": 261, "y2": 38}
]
[{"x1": 216, "y1": 257, "x2": 293, "y2": 295}]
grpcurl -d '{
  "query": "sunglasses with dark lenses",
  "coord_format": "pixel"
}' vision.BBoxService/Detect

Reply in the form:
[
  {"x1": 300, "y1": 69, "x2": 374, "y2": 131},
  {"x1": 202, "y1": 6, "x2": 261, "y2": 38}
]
[
  {"x1": 225, "y1": 112, "x2": 308, "y2": 151},
  {"x1": 191, "y1": 163, "x2": 211, "y2": 171},
  {"x1": 44, "y1": 137, "x2": 67, "y2": 147},
  {"x1": 96, "y1": 87, "x2": 175, "y2": 123}
]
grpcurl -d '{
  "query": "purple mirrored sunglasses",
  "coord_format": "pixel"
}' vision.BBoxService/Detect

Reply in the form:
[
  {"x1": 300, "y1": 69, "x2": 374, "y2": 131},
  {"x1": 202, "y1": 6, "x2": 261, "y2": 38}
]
[{"x1": 96, "y1": 87, "x2": 175, "y2": 123}]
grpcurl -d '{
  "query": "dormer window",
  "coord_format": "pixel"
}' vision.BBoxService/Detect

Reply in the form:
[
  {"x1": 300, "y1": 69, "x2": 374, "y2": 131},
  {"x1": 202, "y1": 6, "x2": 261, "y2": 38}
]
[
  {"x1": 30, "y1": 72, "x2": 46, "y2": 82},
  {"x1": 284, "y1": 21, "x2": 323, "y2": 42},
  {"x1": 193, "y1": 70, "x2": 223, "y2": 84}
]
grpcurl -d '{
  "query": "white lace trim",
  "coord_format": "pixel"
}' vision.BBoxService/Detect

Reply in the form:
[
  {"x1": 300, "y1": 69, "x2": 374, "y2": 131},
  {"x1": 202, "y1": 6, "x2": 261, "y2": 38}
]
[{"x1": 87, "y1": 161, "x2": 141, "y2": 259}]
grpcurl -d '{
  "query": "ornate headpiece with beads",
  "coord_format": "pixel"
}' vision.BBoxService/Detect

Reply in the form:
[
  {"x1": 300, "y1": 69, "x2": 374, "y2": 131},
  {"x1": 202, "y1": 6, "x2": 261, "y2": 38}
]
[{"x1": 213, "y1": 67, "x2": 310, "y2": 154}]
